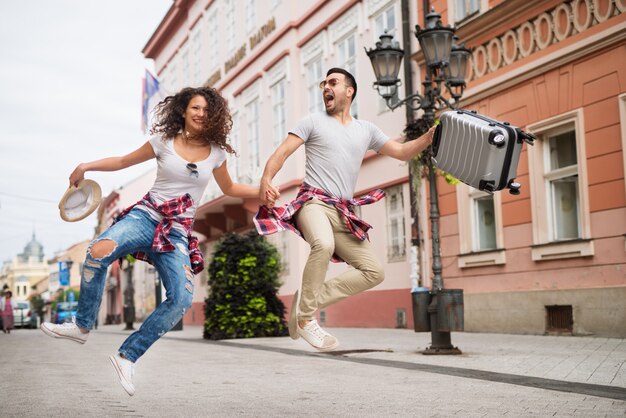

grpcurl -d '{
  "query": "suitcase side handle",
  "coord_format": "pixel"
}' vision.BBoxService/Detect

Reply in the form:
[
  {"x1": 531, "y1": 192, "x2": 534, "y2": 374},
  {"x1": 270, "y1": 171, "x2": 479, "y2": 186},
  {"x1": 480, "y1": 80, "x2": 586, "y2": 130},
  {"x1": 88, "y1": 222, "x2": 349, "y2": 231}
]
[
  {"x1": 432, "y1": 124, "x2": 442, "y2": 156},
  {"x1": 516, "y1": 128, "x2": 536, "y2": 145}
]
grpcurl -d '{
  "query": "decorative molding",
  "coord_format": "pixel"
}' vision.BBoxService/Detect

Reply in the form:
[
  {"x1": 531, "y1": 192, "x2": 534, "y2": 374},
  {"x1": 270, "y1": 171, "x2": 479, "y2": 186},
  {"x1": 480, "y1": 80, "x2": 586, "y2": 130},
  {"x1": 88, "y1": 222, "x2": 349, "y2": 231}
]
[
  {"x1": 240, "y1": 77, "x2": 262, "y2": 104},
  {"x1": 458, "y1": 249, "x2": 506, "y2": 268},
  {"x1": 366, "y1": 0, "x2": 395, "y2": 17},
  {"x1": 461, "y1": 21, "x2": 626, "y2": 107},
  {"x1": 329, "y1": 5, "x2": 358, "y2": 42},
  {"x1": 266, "y1": 56, "x2": 288, "y2": 86},
  {"x1": 465, "y1": 0, "x2": 624, "y2": 84},
  {"x1": 301, "y1": 33, "x2": 324, "y2": 64},
  {"x1": 531, "y1": 240, "x2": 595, "y2": 261},
  {"x1": 233, "y1": 73, "x2": 262, "y2": 98}
]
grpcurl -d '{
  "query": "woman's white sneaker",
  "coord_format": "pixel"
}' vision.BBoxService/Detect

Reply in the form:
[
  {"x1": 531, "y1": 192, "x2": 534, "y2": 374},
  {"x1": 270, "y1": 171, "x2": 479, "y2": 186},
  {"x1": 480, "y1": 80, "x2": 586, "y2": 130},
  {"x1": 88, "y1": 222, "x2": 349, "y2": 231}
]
[
  {"x1": 297, "y1": 320, "x2": 339, "y2": 352},
  {"x1": 40, "y1": 318, "x2": 88, "y2": 344},
  {"x1": 109, "y1": 353, "x2": 136, "y2": 396}
]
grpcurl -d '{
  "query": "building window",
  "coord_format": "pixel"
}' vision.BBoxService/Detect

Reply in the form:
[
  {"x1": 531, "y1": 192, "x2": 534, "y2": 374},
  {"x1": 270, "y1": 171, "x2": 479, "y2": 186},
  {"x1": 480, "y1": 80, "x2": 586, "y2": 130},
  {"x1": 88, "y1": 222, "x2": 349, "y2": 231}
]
[
  {"x1": 336, "y1": 33, "x2": 358, "y2": 117},
  {"x1": 191, "y1": 26, "x2": 203, "y2": 86},
  {"x1": 472, "y1": 191, "x2": 497, "y2": 250},
  {"x1": 374, "y1": 4, "x2": 400, "y2": 112},
  {"x1": 246, "y1": 0, "x2": 256, "y2": 34},
  {"x1": 456, "y1": 184, "x2": 505, "y2": 268},
  {"x1": 181, "y1": 46, "x2": 190, "y2": 86},
  {"x1": 229, "y1": 111, "x2": 240, "y2": 181},
  {"x1": 167, "y1": 61, "x2": 178, "y2": 92},
  {"x1": 246, "y1": 98, "x2": 260, "y2": 170},
  {"x1": 386, "y1": 185, "x2": 406, "y2": 261},
  {"x1": 207, "y1": 9, "x2": 219, "y2": 71},
  {"x1": 375, "y1": 4, "x2": 397, "y2": 36},
  {"x1": 271, "y1": 78, "x2": 287, "y2": 147},
  {"x1": 225, "y1": 0, "x2": 236, "y2": 53},
  {"x1": 453, "y1": 0, "x2": 480, "y2": 23},
  {"x1": 306, "y1": 57, "x2": 323, "y2": 114},
  {"x1": 546, "y1": 129, "x2": 580, "y2": 240},
  {"x1": 527, "y1": 109, "x2": 593, "y2": 260}
]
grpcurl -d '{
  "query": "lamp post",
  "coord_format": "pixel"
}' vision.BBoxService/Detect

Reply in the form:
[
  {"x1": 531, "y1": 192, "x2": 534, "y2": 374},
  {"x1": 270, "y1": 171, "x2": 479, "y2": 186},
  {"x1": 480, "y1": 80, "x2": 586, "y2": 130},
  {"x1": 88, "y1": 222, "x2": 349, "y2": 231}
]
[{"x1": 366, "y1": 7, "x2": 471, "y2": 354}]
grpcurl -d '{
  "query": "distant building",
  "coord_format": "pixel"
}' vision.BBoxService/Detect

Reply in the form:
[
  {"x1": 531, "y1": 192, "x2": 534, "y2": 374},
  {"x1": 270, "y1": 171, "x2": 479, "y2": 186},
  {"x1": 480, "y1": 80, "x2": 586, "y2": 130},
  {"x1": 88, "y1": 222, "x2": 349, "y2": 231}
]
[{"x1": 0, "y1": 233, "x2": 48, "y2": 301}]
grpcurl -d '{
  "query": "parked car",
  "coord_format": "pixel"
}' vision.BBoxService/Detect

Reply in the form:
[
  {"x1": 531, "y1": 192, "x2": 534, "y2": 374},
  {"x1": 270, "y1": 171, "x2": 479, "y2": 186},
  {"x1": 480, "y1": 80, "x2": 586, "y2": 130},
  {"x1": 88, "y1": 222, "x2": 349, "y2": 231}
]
[
  {"x1": 54, "y1": 302, "x2": 78, "y2": 324},
  {"x1": 13, "y1": 301, "x2": 37, "y2": 328}
]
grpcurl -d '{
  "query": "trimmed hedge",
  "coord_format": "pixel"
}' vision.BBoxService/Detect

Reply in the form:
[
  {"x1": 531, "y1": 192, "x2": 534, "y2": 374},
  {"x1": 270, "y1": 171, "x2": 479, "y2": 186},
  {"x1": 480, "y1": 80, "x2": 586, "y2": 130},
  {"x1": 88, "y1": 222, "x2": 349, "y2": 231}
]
[{"x1": 203, "y1": 231, "x2": 287, "y2": 340}]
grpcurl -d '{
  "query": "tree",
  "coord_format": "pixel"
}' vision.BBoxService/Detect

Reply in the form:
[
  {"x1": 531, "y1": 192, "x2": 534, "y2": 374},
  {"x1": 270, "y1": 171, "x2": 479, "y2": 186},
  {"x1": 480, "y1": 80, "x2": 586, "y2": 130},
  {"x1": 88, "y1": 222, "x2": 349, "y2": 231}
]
[
  {"x1": 204, "y1": 231, "x2": 288, "y2": 340},
  {"x1": 29, "y1": 288, "x2": 45, "y2": 325}
]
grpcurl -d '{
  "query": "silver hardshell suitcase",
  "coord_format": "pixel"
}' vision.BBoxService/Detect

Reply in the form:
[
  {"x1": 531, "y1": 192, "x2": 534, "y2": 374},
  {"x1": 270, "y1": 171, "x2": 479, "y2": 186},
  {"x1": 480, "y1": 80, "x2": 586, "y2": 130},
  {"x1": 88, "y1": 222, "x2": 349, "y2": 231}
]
[{"x1": 432, "y1": 109, "x2": 535, "y2": 195}]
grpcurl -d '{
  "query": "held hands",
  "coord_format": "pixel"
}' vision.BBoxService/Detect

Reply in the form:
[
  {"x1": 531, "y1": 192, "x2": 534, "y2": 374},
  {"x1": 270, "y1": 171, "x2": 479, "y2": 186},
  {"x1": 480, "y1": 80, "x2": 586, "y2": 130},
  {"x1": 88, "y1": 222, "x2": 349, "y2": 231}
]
[
  {"x1": 69, "y1": 164, "x2": 86, "y2": 188},
  {"x1": 260, "y1": 179, "x2": 280, "y2": 208}
]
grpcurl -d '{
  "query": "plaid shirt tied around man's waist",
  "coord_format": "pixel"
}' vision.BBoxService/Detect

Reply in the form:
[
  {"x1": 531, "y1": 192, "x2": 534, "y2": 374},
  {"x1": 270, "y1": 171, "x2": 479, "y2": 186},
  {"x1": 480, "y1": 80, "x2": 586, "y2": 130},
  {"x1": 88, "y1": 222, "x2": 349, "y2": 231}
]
[
  {"x1": 113, "y1": 193, "x2": 204, "y2": 274},
  {"x1": 253, "y1": 183, "x2": 385, "y2": 263}
]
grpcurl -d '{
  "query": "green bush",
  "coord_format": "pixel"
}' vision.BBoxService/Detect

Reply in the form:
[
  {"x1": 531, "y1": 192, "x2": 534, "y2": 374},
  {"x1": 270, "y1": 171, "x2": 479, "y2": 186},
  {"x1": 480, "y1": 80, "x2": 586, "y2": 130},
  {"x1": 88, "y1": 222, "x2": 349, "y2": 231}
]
[{"x1": 203, "y1": 231, "x2": 287, "y2": 340}]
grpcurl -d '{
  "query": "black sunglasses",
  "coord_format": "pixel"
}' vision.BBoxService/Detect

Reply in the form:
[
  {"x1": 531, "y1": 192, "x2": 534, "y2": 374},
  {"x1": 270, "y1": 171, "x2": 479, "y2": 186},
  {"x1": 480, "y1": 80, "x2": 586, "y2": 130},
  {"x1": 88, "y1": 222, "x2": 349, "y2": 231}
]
[{"x1": 186, "y1": 163, "x2": 199, "y2": 178}]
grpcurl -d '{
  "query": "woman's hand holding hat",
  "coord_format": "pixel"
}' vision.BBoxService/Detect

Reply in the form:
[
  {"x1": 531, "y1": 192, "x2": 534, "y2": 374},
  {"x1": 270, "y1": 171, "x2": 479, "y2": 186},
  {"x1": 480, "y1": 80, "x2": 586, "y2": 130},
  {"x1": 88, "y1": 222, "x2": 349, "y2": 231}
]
[{"x1": 69, "y1": 163, "x2": 87, "y2": 188}]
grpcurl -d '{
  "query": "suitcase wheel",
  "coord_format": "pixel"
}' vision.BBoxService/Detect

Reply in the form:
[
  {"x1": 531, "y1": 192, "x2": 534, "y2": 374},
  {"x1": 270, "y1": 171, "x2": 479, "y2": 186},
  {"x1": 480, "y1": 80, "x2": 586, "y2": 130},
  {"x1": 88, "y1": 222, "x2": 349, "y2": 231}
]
[
  {"x1": 508, "y1": 181, "x2": 521, "y2": 195},
  {"x1": 488, "y1": 131, "x2": 506, "y2": 148}
]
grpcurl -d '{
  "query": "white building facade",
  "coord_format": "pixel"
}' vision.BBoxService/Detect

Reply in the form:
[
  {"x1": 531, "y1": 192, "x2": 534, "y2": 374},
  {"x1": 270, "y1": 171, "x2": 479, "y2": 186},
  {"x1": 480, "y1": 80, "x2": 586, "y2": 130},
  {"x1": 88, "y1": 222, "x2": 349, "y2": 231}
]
[{"x1": 143, "y1": 0, "x2": 425, "y2": 328}]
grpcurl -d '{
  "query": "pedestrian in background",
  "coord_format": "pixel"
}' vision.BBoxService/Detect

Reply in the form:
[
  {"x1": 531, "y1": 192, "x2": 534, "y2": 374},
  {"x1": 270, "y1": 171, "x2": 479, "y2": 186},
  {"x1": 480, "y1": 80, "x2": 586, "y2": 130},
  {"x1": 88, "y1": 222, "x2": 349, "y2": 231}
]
[
  {"x1": 41, "y1": 86, "x2": 269, "y2": 396},
  {"x1": 1, "y1": 290, "x2": 14, "y2": 334},
  {"x1": 256, "y1": 68, "x2": 434, "y2": 351}
]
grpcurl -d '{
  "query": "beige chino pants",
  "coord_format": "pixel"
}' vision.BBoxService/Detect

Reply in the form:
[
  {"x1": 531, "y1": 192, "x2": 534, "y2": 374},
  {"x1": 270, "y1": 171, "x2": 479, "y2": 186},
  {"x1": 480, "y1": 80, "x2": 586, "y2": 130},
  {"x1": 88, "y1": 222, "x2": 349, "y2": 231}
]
[{"x1": 293, "y1": 199, "x2": 385, "y2": 320}]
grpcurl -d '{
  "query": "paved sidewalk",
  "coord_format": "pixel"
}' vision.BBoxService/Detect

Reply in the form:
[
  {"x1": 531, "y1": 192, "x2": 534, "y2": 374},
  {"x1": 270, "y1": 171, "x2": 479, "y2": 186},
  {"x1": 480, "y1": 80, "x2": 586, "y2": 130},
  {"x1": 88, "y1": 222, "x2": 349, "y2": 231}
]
[{"x1": 1, "y1": 325, "x2": 625, "y2": 417}]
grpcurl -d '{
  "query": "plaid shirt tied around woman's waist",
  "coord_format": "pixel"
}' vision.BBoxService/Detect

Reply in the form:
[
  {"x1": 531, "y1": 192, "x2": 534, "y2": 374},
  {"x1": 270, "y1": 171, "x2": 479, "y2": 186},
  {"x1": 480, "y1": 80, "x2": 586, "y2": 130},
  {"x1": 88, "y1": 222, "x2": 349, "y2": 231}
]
[
  {"x1": 254, "y1": 183, "x2": 385, "y2": 263},
  {"x1": 113, "y1": 193, "x2": 204, "y2": 274}
]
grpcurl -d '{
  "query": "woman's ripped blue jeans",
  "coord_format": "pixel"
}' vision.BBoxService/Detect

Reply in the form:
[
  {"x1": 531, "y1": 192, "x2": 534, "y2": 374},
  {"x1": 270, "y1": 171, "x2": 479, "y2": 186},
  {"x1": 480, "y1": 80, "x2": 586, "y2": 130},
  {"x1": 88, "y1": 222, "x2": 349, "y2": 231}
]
[{"x1": 75, "y1": 208, "x2": 194, "y2": 362}]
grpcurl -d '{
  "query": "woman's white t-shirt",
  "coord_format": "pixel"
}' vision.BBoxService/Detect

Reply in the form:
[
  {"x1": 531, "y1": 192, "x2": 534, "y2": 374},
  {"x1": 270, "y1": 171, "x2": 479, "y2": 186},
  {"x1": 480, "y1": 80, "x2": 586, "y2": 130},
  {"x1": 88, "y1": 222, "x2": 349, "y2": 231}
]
[{"x1": 137, "y1": 136, "x2": 226, "y2": 230}]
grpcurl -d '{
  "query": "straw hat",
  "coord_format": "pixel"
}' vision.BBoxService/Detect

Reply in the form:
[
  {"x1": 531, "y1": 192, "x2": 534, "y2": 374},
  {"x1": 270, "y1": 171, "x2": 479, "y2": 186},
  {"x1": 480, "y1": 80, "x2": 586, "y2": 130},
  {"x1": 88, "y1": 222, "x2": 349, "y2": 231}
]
[{"x1": 58, "y1": 179, "x2": 102, "y2": 222}]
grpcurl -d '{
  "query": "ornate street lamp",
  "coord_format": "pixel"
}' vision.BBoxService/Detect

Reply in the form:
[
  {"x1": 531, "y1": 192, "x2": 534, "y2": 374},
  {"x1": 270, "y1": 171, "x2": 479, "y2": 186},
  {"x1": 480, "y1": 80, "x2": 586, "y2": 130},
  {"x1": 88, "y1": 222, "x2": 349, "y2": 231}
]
[
  {"x1": 415, "y1": 8, "x2": 454, "y2": 71},
  {"x1": 366, "y1": 7, "x2": 470, "y2": 354},
  {"x1": 444, "y1": 36, "x2": 472, "y2": 101},
  {"x1": 366, "y1": 31, "x2": 404, "y2": 101}
]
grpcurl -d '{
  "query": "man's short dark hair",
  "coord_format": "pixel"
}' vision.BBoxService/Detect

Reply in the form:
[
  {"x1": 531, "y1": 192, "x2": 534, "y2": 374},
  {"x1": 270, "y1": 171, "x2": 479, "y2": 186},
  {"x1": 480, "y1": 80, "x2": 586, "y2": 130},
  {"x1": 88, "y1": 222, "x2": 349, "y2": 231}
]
[{"x1": 326, "y1": 67, "x2": 357, "y2": 102}]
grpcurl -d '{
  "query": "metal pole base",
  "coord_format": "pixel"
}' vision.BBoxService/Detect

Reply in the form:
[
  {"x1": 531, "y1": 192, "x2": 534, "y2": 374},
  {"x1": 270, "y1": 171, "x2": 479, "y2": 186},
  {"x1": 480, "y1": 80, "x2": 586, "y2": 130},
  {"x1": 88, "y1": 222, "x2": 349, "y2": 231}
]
[
  {"x1": 421, "y1": 330, "x2": 462, "y2": 355},
  {"x1": 123, "y1": 323, "x2": 135, "y2": 331},
  {"x1": 422, "y1": 345, "x2": 462, "y2": 355}
]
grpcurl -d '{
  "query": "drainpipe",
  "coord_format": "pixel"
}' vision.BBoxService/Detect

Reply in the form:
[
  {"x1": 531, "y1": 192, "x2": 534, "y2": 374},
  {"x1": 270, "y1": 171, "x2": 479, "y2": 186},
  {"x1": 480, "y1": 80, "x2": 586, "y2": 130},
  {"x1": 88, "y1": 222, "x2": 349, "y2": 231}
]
[{"x1": 401, "y1": 0, "x2": 422, "y2": 292}]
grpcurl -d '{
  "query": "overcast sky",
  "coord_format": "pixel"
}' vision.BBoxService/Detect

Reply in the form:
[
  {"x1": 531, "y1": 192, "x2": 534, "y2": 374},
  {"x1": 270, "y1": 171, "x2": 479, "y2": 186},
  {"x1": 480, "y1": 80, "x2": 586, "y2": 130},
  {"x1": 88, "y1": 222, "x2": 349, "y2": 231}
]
[{"x1": 0, "y1": 1, "x2": 172, "y2": 264}]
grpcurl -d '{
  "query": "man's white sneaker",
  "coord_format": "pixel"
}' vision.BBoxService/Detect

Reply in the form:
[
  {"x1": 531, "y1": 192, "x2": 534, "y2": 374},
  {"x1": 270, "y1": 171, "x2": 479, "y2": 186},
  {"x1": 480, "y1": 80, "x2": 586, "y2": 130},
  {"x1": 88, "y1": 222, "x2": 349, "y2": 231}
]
[
  {"x1": 288, "y1": 291, "x2": 300, "y2": 340},
  {"x1": 40, "y1": 318, "x2": 88, "y2": 344},
  {"x1": 297, "y1": 320, "x2": 339, "y2": 352},
  {"x1": 109, "y1": 353, "x2": 135, "y2": 396}
]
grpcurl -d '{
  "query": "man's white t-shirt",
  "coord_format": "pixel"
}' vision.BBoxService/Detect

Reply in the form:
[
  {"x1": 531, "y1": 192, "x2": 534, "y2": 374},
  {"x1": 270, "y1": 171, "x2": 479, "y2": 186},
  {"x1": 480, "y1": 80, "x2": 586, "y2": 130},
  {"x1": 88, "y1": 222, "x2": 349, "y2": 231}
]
[{"x1": 289, "y1": 112, "x2": 389, "y2": 200}]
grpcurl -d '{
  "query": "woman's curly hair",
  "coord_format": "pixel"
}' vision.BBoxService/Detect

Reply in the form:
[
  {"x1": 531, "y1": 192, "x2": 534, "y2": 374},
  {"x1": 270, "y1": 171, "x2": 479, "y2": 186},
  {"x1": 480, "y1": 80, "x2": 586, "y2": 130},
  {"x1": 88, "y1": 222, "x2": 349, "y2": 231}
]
[{"x1": 150, "y1": 87, "x2": 235, "y2": 154}]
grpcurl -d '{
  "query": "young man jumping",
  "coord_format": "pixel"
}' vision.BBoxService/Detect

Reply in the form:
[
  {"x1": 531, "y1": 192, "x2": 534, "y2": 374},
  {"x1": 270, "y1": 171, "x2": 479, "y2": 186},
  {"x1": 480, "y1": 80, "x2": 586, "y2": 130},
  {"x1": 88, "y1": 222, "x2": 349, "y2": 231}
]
[{"x1": 255, "y1": 68, "x2": 435, "y2": 351}]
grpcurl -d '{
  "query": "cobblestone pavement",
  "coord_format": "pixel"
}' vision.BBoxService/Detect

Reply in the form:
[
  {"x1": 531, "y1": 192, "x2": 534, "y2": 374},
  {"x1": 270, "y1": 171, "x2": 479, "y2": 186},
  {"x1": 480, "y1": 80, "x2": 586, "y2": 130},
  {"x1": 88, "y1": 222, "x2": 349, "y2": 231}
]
[{"x1": 1, "y1": 325, "x2": 624, "y2": 417}]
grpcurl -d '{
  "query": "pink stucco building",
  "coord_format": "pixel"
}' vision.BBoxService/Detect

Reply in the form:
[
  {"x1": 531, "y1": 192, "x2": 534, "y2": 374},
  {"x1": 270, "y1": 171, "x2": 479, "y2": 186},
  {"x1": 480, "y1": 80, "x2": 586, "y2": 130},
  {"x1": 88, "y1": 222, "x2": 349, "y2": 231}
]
[{"x1": 143, "y1": 0, "x2": 626, "y2": 337}]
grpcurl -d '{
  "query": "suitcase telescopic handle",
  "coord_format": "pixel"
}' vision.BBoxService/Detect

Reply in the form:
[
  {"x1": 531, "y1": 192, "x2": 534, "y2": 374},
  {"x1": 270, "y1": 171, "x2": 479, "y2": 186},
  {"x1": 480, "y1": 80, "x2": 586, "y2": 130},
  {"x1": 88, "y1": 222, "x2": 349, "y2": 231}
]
[{"x1": 432, "y1": 124, "x2": 442, "y2": 156}]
